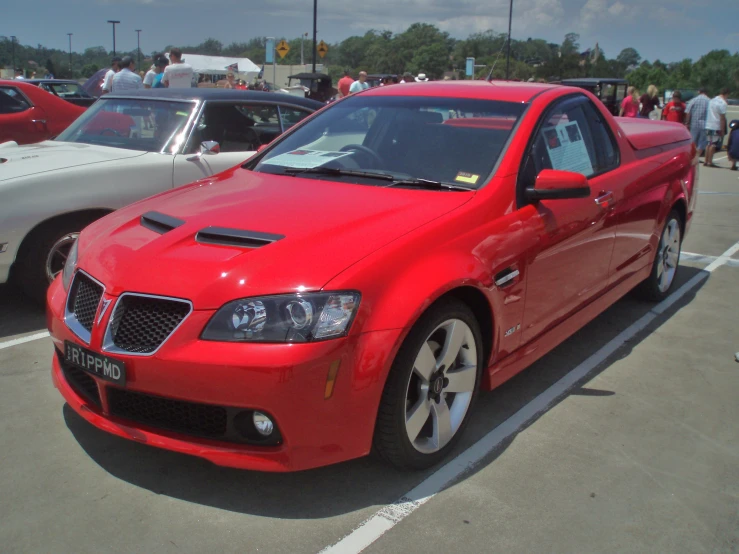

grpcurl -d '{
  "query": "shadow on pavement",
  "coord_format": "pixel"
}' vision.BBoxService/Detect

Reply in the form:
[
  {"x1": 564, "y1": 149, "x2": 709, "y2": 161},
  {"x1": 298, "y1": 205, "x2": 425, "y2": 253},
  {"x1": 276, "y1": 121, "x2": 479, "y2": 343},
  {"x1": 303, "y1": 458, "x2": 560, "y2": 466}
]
[
  {"x1": 0, "y1": 284, "x2": 46, "y2": 340},
  {"x1": 64, "y1": 266, "x2": 707, "y2": 519}
]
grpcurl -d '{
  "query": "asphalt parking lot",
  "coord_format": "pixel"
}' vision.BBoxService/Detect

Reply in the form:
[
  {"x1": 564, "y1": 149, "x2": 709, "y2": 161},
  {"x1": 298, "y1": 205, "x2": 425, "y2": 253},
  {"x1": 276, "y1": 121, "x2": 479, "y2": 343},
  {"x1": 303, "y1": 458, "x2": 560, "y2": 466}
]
[{"x1": 1, "y1": 165, "x2": 737, "y2": 553}]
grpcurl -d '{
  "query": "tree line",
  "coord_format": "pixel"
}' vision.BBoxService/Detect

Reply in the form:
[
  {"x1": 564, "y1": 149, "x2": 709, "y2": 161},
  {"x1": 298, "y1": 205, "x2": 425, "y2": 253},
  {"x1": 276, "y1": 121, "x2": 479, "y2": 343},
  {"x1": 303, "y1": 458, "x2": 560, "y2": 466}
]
[{"x1": 2, "y1": 24, "x2": 737, "y2": 96}]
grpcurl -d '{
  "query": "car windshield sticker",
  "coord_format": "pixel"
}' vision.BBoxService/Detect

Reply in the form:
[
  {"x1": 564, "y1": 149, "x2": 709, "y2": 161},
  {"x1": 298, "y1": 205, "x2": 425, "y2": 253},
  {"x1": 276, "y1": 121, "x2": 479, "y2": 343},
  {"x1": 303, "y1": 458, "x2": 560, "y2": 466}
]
[
  {"x1": 455, "y1": 172, "x2": 479, "y2": 185},
  {"x1": 263, "y1": 149, "x2": 353, "y2": 169},
  {"x1": 541, "y1": 121, "x2": 594, "y2": 176}
]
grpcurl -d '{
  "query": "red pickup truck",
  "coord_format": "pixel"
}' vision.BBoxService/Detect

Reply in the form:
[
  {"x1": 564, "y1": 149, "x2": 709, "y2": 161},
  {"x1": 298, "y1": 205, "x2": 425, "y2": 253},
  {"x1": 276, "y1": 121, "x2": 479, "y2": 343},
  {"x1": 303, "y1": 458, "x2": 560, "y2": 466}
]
[{"x1": 47, "y1": 82, "x2": 697, "y2": 472}]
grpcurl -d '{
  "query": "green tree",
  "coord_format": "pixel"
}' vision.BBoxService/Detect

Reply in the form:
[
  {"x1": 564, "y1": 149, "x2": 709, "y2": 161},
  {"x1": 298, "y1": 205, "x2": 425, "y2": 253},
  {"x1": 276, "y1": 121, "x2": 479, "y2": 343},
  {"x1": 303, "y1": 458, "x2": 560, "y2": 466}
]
[{"x1": 616, "y1": 47, "x2": 641, "y2": 68}]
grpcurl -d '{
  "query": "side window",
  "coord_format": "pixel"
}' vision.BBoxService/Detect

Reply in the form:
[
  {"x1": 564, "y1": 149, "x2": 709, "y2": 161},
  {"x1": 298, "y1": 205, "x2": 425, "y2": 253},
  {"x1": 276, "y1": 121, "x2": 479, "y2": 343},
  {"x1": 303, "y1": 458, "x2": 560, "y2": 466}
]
[
  {"x1": 279, "y1": 107, "x2": 311, "y2": 131},
  {"x1": 526, "y1": 100, "x2": 599, "y2": 179},
  {"x1": 581, "y1": 101, "x2": 620, "y2": 173},
  {"x1": 0, "y1": 88, "x2": 31, "y2": 114},
  {"x1": 188, "y1": 103, "x2": 281, "y2": 153}
]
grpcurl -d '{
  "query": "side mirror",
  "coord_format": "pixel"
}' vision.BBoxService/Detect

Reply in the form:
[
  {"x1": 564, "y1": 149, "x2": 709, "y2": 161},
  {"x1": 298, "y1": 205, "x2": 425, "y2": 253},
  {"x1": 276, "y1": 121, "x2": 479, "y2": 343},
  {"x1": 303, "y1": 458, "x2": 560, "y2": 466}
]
[
  {"x1": 186, "y1": 141, "x2": 220, "y2": 162},
  {"x1": 525, "y1": 169, "x2": 591, "y2": 202},
  {"x1": 200, "y1": 140, "x2": 220, "y2": 155}
]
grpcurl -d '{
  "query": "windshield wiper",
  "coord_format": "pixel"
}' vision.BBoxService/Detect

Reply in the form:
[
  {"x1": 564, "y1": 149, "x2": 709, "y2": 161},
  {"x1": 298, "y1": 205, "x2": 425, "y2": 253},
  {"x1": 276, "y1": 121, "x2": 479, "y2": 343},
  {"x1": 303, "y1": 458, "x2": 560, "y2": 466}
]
[
  {"x1": 385, "y1": 178, "x2": 475, "y2": 191},
  {"x1": 282, "y1": 166, "x2": 395, "y2": 181}
]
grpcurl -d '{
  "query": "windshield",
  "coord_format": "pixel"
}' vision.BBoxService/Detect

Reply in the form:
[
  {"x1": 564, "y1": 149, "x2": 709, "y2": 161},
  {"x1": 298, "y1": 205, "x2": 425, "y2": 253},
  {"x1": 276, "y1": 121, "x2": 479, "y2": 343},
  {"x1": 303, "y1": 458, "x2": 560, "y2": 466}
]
[
  {"x1": 56, "y1": 98, "x2": 195, "y2": 153},
  {"x1": 40, "y1": 82, "x2": 90, "y2": 99},
  {"x1": 253, "y1": 95, "x2": 526, "y2": 188}
]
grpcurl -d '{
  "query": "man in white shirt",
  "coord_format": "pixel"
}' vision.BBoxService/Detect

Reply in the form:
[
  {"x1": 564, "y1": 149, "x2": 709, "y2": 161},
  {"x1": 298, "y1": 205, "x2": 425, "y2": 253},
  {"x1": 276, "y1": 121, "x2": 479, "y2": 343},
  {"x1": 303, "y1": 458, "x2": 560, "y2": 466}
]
[
  {"x1": 704, "y1": 87, "x2": 730, "y2": 168},
  {"x1": 349, "y1": 71, "x2": 369, "y2": 94},
  {"x1": 14, "y1": 68, "x2": 25, "y2": 80},
  {"x1": 142, "y1": 53, "x2": 160, "y2": 89},
  {"x1": 111, "y1": 56, "x2": 143, "y2": 92},
  {"x1": 101, "y1": 57, "x2": 122, "y2": 94},
  {"x1": 161, "y1": 48, "x2": 194, "y2": 89}
]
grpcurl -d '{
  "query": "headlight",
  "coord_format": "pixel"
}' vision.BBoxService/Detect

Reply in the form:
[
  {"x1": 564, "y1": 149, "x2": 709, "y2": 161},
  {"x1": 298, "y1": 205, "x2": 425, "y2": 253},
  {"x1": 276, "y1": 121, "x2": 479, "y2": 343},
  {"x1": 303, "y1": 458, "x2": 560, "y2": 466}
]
[
  {"x1": 202, "y1": 292, "x2": 360, "y2": 343},
  {"x1": 61, "y1": 239, "x2": 78, "y2": 291}
]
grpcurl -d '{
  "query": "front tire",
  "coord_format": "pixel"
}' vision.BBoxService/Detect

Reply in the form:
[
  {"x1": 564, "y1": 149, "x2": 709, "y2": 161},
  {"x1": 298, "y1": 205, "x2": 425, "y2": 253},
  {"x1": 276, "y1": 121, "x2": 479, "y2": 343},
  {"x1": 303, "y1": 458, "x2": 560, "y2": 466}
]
[
  {"x1": 14, "y1": 218, "x2": 94, "y2": 304},
  {"x1": 636, "y1": 210, "x2": 682, "y2": 301},
  {"x1": 373, "y1": 298, "x2": 483, "y2": 470}
]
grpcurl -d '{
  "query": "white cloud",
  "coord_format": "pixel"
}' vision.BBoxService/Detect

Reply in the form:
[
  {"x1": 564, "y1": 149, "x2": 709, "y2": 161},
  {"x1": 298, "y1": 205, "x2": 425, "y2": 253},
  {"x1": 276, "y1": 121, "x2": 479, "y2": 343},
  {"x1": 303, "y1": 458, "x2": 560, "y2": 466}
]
[{"x1": 580, "y1": 0, "x2": 638, "y2": 28}]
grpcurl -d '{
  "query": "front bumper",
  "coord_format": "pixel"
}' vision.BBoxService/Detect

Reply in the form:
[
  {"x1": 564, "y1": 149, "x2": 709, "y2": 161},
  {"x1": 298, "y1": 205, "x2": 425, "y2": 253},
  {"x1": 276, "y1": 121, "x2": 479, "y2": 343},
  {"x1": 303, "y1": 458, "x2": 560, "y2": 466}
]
[{"x1": 47, "y1": 276, "x2": 403, "y2": 472}]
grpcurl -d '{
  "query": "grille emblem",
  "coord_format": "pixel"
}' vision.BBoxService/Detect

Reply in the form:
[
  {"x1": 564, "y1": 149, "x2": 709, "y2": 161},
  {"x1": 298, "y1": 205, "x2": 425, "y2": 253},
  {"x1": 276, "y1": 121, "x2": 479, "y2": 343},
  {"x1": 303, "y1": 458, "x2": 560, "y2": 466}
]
[{"x1": 97, "y1": 299, "x2": 112, "y2": 325}]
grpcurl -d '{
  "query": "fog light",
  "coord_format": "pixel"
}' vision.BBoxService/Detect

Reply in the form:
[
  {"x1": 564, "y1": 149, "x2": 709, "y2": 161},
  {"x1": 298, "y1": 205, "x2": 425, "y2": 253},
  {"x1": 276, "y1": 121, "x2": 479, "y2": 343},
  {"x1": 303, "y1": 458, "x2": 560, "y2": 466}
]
[{"x1": 253, "y1": 411, "x2": 274, "y2": 436}]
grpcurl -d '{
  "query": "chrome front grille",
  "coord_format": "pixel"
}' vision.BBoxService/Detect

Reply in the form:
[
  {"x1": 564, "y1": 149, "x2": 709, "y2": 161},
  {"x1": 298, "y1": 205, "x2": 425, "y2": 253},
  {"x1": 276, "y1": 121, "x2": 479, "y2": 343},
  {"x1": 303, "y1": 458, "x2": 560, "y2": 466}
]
[
  {"x1": 65, "y1": 271, "x2": 104, "y2": 343},
  {"x1": 103, "y1": 293, "x2": 192, "y2": 355}
]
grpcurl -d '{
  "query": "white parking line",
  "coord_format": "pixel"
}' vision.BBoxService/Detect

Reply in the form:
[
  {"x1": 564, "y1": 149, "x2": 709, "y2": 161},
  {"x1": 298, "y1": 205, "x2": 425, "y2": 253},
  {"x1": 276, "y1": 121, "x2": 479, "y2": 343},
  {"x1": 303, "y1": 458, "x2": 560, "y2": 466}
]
[
  {"x1": 0, "y1": 331, "x2": 50, "y2": 351},
  {"x1": 681, "y1": 252, "x2": 739, "y2": 267},
  {"x1": 320, "y1": 238, "x2": 739, "y2": 554}
]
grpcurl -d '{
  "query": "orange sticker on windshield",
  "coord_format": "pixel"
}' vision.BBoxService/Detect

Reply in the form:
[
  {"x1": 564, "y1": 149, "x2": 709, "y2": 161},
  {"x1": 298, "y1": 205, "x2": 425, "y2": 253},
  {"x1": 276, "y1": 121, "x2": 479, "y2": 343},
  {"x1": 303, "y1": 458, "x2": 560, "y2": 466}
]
[{"x1": 455, "y1": 172, "x2": 479, "y2": 185}]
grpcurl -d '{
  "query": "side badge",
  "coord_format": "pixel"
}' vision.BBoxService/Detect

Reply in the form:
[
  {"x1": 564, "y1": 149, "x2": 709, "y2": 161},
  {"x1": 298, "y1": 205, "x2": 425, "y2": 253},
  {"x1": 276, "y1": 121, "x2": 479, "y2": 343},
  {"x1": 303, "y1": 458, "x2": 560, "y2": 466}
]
[{"x1": 504, "y1": 324, "x2": 521, "y2": 337}]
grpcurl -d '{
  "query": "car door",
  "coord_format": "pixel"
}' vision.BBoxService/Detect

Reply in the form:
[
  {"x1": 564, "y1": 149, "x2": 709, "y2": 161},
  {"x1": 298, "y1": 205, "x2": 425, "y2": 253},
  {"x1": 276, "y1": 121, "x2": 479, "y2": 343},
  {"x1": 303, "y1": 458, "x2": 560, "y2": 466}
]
[
  {"x1": 0, "y1": 86, "x2": 48, "y2": 144},
  {"x1": 517, "y1": 95, "x2": 617, "y2": 344},
  {"x1": 172, "y1": 101, "x2": 277, "y2": 187}
]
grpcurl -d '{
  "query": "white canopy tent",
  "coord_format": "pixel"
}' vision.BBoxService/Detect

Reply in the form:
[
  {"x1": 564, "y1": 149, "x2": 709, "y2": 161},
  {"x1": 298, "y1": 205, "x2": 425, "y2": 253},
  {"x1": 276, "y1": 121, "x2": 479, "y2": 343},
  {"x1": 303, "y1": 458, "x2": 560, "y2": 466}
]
[{"x1": 166, "y1": 53, "x2": 261, "y2": 80}]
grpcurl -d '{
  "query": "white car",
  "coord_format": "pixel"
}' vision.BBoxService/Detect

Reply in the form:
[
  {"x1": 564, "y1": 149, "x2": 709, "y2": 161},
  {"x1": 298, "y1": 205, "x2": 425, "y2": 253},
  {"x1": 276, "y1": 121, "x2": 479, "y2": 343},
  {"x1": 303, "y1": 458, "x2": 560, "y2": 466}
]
[{"x1": 0, "y1": 89, "x2": 321, "y2": 302}]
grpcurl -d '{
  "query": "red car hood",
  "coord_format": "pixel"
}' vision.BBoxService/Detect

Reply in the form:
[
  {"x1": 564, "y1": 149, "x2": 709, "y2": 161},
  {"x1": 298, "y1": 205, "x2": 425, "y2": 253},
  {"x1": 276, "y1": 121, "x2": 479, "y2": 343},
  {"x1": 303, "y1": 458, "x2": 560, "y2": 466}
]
[{"x1": 77, "y1": 168, "x2": 473, "y2": 308}]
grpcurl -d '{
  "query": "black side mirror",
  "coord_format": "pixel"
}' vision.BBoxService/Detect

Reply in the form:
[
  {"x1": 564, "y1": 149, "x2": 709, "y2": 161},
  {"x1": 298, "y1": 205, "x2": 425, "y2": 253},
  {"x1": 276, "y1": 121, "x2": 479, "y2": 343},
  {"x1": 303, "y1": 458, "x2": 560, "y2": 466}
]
[{"x1": 525, "y1": 169, "x2": 591, "y2": 202}]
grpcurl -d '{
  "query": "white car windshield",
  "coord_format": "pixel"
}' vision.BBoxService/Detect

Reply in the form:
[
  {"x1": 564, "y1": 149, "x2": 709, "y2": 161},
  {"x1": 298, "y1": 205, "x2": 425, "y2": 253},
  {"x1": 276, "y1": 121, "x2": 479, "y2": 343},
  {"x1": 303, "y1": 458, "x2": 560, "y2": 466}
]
[
  {"x1": 253, "y1": 95, "x2": 526, "y2": 189},
  {"x1": 56, "y1": 98, "x2": 194, "y2": 153}
]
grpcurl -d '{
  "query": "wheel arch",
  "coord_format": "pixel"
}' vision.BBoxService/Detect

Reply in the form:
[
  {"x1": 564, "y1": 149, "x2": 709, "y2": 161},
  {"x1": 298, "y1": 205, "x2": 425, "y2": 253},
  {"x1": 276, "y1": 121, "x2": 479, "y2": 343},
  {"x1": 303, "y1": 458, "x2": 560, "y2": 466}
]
[
  {"x1": 12, "y1": 208, "x2": 112, "y2": 269},
  {"x1": 670, "y1": 196, "x2": 687, "y2": 237}
]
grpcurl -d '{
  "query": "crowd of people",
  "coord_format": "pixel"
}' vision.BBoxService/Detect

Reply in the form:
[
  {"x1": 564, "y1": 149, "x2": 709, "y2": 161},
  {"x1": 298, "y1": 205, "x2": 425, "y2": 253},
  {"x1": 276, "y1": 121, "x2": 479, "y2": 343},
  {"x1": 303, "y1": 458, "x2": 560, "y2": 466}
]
[
  {"x1": 100, "y1": 47, "x2": 196, "y2": 93},
  {"x1": 335, "y1": 70, "x2": 436, "y2": 98},
  {"x1": 619, "y1": 84, "x2": 737, "y2": 171}
]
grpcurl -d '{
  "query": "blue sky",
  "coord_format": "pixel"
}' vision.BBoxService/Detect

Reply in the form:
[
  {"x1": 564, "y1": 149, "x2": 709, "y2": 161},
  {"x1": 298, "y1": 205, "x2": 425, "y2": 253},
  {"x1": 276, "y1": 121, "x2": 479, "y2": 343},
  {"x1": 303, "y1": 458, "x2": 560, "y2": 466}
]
[{"x1": 3, "y1": 0, "x2": 738, "y2": 63}]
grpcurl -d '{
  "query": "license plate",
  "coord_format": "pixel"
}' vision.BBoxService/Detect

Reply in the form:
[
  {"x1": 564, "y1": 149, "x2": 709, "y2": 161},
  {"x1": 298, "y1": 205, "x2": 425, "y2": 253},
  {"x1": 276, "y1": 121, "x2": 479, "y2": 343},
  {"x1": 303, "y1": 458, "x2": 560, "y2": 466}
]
[{"x1": 64, "y1": 340, "x2": 126, "y2": 386}]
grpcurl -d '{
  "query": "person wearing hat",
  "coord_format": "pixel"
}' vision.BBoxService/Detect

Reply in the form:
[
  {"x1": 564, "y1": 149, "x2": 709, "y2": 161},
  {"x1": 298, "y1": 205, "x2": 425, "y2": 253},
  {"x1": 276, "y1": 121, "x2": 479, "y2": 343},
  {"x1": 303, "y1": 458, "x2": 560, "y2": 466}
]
[
  {"x1": 111, "y1": 56, "x2": 143, "y2": 92},
  {"x1": 415, "y1": 73, "x2": 429, "y2": 82},
  {"x1": 102, "y1": 56, "x2": 123, "y2": 94}
]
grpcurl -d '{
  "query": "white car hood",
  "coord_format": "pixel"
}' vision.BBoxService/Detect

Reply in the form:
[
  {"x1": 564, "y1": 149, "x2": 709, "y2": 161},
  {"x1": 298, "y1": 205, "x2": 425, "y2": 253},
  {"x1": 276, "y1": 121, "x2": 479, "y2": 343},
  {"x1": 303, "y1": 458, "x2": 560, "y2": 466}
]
[{"x1": 0, "y1": 141, "x2": 148, "y2": 182}]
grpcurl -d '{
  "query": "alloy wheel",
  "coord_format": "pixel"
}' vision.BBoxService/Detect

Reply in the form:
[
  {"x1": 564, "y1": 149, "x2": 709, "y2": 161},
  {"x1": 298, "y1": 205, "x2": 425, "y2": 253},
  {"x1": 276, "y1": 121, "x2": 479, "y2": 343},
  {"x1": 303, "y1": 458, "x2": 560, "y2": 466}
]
[
  {"x1": 657, "y1": 219, "x2": 680, "y2": 293},
  {"x1": 404, "y1": 319, "x2": 477, "y2": 454},
  {"x1": 46, "y1": 232, "x2": 79, "y2": 283}
]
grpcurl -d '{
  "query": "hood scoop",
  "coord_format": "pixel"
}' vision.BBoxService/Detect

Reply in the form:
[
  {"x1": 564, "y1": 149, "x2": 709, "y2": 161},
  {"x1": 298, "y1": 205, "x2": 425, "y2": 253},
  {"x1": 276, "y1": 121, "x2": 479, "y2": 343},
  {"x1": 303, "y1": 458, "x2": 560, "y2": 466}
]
[
  {"x1": 141, "y1": 211, "x2": 185, "y2": 235},
  {"x1": 196, "y1": 227, "x2": 285, "y2": 249}
]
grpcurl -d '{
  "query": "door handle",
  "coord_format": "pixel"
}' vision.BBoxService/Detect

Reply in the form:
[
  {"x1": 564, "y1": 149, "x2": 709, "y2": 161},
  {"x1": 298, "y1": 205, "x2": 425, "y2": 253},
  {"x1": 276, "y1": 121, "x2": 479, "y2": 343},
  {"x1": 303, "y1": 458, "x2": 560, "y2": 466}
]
[
  {"x1": 31, "y1": 119, "x2": 47, "y2": 125},
  {"x1": 594, "y1": 191, "x2": 614, "y2": 207}
]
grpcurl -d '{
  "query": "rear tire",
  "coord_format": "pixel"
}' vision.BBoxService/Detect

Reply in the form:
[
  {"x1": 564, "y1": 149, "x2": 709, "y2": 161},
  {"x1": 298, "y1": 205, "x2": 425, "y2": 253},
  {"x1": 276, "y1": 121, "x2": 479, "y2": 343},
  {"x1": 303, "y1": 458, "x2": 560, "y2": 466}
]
[
  {"x1": 373, "y1": 298, "x2": 483, "y2": 470},
  {"x1": 635, "y1": 210, "x2": 682, "y2": 302},
  {"x1": 14, "y1": 218, "x2": 96, "y2": 305}
]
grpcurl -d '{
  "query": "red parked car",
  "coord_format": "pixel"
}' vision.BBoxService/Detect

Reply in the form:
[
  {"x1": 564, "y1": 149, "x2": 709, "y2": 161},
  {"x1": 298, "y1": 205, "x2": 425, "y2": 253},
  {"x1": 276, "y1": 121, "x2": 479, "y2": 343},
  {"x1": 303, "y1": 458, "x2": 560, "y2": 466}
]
[
  {"x1": 47, "y1": 82, "x2": 697, "y2": 472},
  {"x1": 0, "y1": 79, "x2": 85, "y2": 145}
]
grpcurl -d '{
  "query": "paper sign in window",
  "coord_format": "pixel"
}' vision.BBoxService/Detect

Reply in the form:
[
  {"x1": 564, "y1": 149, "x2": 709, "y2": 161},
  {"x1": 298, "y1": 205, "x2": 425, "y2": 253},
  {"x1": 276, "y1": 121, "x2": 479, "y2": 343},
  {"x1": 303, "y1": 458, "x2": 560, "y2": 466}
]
[
  {"x1": 263, "y1": 149, "x2": 352, "y2": 169},
  {"x1": 541, "y1": 121, "x2": 593, "y2": 176}
]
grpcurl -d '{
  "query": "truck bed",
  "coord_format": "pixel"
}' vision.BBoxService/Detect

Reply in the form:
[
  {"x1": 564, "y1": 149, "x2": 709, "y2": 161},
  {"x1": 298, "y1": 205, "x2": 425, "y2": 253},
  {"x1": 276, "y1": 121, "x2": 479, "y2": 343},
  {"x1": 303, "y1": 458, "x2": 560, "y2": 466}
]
[{"x1": 616, "y1": 118, "x2": 691, "y2": 150}]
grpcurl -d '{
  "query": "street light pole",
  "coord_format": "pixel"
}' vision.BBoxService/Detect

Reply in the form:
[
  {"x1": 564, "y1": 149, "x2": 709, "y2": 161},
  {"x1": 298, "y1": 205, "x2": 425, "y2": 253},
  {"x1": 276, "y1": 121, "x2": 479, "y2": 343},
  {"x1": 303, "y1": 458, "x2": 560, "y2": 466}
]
[
  {"x1": 312, "y1": 0, "x2": 317, "y2": 73},
  {"x1": 505, "y1": 0, "x2": 513, "y2": 80},
  {"x1": 10, "y1": 36, "x2": 16, "y2": 74},
  {"x1": 67, "y1": 33, "x2": 73, "y2": 75},
  {"x1": 107, "y1": 20, "x2": 120, "y2": 56},
  {"x1": 135, "y1": 29, "x2": 142, "y2": 69}
]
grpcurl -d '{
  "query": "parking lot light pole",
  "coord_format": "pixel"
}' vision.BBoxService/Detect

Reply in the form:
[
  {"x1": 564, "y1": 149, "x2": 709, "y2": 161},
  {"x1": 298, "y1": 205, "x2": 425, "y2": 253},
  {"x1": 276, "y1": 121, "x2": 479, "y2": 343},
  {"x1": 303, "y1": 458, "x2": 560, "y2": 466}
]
[
  {"x1": 505, "y1": 0, "x2": 513, "y2": 80},
  {"x1": 135, "y1": 29, "x2": 142, "y2": 69},
  {"x1": 67, "y1": 33, "x2": 73, "y2": 75},
  {"x1": 107, "y1": 20, "x2": 120, "y2": 57},
  {"x1": 312, "y1": 0, "x2": 317, "y2": 73}
]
